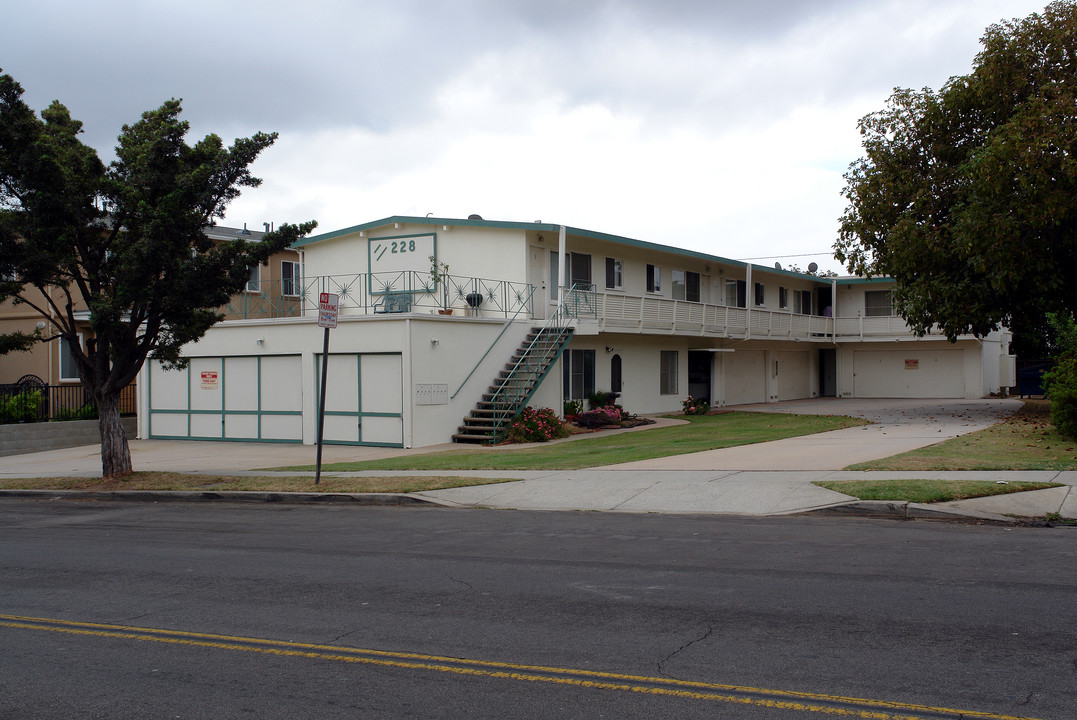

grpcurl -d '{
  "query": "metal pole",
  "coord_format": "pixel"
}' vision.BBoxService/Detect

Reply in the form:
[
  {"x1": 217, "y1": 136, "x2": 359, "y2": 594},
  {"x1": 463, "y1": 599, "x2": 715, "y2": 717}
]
[{"x1": 315, "y1": 326, "x2": 330, "y2": 485}]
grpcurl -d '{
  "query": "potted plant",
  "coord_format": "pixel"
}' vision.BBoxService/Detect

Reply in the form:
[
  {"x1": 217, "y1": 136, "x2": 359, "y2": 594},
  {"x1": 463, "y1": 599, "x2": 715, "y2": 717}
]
[
  {"x1": 563, "y1": 399, "x2": 583, "y2": 421},
  {"x1": 429, "y1": 255, "x2": 453, "y2": 314}
]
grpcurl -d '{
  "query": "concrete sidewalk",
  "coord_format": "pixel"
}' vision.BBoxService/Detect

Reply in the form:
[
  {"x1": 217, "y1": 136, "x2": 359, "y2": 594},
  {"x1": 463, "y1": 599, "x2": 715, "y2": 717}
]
[{"x1": 1, "y1": 398, "x2": 1073, "y2": 522}]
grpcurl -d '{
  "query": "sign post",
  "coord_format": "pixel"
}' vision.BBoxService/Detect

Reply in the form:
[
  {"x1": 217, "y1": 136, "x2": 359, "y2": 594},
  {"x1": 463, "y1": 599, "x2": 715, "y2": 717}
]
[{"x1": 315, "y1": 292, "x2": 339, "y2": 485}]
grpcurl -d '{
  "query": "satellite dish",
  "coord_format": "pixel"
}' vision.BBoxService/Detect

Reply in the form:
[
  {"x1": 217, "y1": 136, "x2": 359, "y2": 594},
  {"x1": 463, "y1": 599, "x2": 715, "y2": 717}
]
[
  {"x1": 808, "y1": 262, "x2": 819, "y2": 273},
  {"x1": 774, "y1": 262, "x2": 782, "y2": 270},
  {"x1": 467, "y1": 214, "x2": 483, "y2": 220}
]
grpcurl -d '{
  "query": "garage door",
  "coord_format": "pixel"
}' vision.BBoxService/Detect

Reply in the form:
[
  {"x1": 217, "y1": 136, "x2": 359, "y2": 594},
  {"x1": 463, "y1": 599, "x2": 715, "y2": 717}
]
[
  {"x1": 148, "y1": 355, "x2": 303, "y2": 442},
  {"x1": 317, "y1": 353, "x2": 404, "y2": 447},
  {"x1": 776, "y1": 351, "x2": 810, "y2": 401},
  {"x1": 853, "y1": 350, "x2": 964, "y2": 398},
  {"x1": 724, "y1": 350, "x2": 766, "y2": 406}
]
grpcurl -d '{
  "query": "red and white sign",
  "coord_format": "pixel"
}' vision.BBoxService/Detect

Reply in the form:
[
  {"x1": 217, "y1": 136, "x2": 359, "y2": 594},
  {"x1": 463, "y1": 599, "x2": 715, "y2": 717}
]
[
  {"x1": 318, "y1": 292, "x2": 339, "y2": 328},
  {"x1": 200, "y1": 371, "x2": 219, "y2": 389}
]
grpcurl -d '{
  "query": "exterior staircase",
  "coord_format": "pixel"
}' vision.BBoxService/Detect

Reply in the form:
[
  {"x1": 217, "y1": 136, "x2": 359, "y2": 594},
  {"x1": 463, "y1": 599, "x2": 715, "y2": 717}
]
[{"x1": 452, "y1": 325, "x2": 574, "y2": 444}]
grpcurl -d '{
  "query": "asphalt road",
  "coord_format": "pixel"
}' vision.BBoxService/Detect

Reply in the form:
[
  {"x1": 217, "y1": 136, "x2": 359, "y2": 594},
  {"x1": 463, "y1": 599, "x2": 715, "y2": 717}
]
[{"x1": 1, "y1": 500, "x2": 1075, "y2": 719}]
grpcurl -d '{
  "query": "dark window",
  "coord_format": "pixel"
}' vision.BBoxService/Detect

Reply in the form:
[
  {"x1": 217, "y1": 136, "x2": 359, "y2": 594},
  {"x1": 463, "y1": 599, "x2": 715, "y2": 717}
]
[
  {"x1": 660, "y1": 350, "x2": 678, "y2": 395},
  {"x1": 563, "y1": 349, "x2": 596, "y2": 401},
  {"x1": 646, "y1": 264, "x2": 661, "y2": 293},
  {"x1": 779, "y1": 286, "x2": 788, "y2": 309},
  {"x1": 865, "y1": 290, "x2": 893, "y2": 317},
  {"x1": 605, "y1": 258, "x2": 623, "y2": 290},
  {"x1": 754, "y1": 282, "x2": 765, "y2": 306},
  {"x1": 611, "y1": 354, "x2": 622, "y2": 393}
]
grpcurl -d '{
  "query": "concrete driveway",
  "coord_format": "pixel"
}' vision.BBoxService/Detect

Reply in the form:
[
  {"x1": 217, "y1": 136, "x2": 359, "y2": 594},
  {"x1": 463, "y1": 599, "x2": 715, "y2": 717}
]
[{"x1": 599, "y1": 398, "x2": 1024, "y2": 471}]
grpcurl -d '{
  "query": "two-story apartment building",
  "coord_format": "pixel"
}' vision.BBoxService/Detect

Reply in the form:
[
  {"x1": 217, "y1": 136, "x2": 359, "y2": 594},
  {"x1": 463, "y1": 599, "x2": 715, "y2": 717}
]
[{"x1": 137, "y1": 215, "x2": 1015, "y2": 448}]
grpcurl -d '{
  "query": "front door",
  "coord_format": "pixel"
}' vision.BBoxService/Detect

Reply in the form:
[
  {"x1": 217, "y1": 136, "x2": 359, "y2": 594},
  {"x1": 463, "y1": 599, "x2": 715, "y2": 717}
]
[
  {"x1": 529, "y1": 246, "x2": 547, "y2": 320},
  {"x1": 688, "y1": 351, "x2": 712, "y2": 404}
]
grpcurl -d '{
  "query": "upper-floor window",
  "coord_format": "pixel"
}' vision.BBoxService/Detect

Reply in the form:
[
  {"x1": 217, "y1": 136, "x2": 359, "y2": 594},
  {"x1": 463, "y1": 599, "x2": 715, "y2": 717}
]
[
  {"x1": 725, "y1": 279, "x2": 746, "y2": 308},
  {"x1": 754, "y1": 282, "x2": 765, "y2": 307},
  {"x1": 246, "y1": 263, "x2": 261, "y2": 293},
  {"x1": 793, "y1": 289, "x2": 812, "y2": 315},
  {"x1": 282, "y1": 261, "x2": 301, "y2": 296},
  {"x1": 672, "y1": 270, "x2": 701, "y2": 302},
  {"x1": 551, "y1": 251, "x2": 592, "y2": 300},
  {"x1": 865, "y1": 290, "x2": 893, "y2": 317},
  {"x1": 779, "y1": 287, "x2": 789, "y2": 310},
  {"x1": 646, "y1": 264, "x2": 661, "y2": 293},
  {"x1": 605, "y1": 257, "x2": 623, "y2": 290}
]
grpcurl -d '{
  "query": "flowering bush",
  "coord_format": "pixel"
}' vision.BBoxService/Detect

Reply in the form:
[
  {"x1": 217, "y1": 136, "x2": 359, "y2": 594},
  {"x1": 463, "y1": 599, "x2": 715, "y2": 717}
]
[
  {"x1": 573, "y1": 405, "x2": 624, "y2": 429},
  {"x1": 504, "y1": 406, "x2": 570, "y2": 443},
  {"x1": 681, "y1": 395, "x2": 710, "y2": 416}
]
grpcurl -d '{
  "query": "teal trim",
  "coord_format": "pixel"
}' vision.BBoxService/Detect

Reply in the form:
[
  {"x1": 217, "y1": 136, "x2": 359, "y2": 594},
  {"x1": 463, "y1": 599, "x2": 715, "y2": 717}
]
[
  {"x1": 835, "y1": 276, "x2": 894, "y2": 285},
  {"x1": 150, "y1": 434, "x2": 301, "y2": 444}
]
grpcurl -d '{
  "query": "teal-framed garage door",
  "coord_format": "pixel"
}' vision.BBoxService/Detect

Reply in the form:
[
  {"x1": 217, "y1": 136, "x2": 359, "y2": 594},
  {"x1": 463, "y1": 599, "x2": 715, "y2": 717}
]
[
  {"x1": 316, "y1": 353, "x2": 404, "y2": 447},
  {"x1": 148, "y1": 355, "x2": 303, "y2": 442}
]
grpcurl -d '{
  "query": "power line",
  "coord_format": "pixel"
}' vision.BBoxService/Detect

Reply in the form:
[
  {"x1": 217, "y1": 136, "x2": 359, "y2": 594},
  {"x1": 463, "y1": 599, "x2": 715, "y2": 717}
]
[{"x1": 736, "y1": 251, "x2": 833, "y2": 261}]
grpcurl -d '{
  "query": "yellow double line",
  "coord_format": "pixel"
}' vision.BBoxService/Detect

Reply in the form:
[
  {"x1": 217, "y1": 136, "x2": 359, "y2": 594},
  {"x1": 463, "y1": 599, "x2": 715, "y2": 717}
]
[{"x1": 0, "y1": 614, "x2": 1044, "y2": 720}]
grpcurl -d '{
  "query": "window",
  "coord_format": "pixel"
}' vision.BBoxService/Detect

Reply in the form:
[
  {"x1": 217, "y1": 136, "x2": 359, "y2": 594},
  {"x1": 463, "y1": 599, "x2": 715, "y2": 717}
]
[
  {"x1": 754, "y1": 282, "x2": 765, "y2": 306},
  {"x1": 551, "y1": 252, "x2": 592, "y2": 300},
  {"x1": 779, "y1": 287, "x2": 789, "y2": 309},
  {"x1": 794, "y1": 289, "x2": 812, "y2": 315},
  {"x1": 865, "y1": 290, "x2": 893, "y2": 317},
  {"x1": 563, "y1": 349, "x2": 595, "y2": 401},
  {"x1": 660, "y1": 350, "x2": 678, "y2": 395},
  {"x1": 672, "y1": 270, "x2": 701, "y2": 302},
  {"x1": 246, "y1": 263, "x2": 261, "y2": 293},
  {"x1": 60, "y1": 334, "x2": 82, "y2": 381},
  {"x1": 605, "y1": 257, "x2": 623, "y2": 290},
  {"x1": 646, "y1": 264, "x2": 661, "y2": 293},
  {"x1": 725, "y1": 279, "x2": 746, "y2": 308},
  {"x1": 282, "y1": 261, "x2": 301, "y2": 296}
]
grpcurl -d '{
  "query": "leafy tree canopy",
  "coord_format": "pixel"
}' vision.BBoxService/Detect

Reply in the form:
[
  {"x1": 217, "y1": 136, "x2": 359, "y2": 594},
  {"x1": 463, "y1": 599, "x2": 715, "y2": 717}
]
[
  {"x1": 835, "y1": 1, "x2": 1077, "y2": 342},
  {"x1": 0, "y1": 70, "x2": 316, "y2": 476}
]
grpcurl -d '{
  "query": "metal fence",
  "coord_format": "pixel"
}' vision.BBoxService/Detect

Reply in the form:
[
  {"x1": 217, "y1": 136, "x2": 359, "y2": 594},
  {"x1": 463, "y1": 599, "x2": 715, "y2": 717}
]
[{"x1": 0, "y1": 382, "x2": 137, "y2": 424}]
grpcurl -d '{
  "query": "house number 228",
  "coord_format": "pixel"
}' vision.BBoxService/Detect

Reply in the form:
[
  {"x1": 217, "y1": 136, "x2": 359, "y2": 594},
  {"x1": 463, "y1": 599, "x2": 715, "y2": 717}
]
[{"x1": 391, "y1": 240, "x2": 416, "y2": 253}]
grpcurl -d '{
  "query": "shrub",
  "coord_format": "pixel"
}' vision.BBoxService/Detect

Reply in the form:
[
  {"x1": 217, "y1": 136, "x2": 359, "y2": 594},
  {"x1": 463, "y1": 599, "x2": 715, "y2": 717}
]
[
  {"x1": 587, "y1": 391, "x2": 620, "y2": 409},
  {"x1": 574, "y1": 405, "x2": 624, "y2": 429},
  {"x1": 1044, "y1": 355, "x2": 1077, "y2": 438},
  {"x1": 504, "y1": 406, "x2": 570, "y2": 443},
  {"x1": 681, "y1": 395, "x2": 710, "y2": 416},
  {"x1": 563, "y1": 399, "x2": 583, "y2": 417},
  {"x1": 0, "y1": 390, "x2": 43, "y2": 424},
  {"x1": 52, "y1": 404, "x2": 98, "y2": 421}
]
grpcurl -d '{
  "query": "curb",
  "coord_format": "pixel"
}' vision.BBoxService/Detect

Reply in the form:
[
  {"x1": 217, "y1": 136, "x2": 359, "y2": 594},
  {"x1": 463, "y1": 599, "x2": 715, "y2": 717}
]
[
  {"x1": 0, "y1": 489, "x2": 451, "y2": 507},
  {"x1": 801, "y1": 500, "x2": 1019, "y2": 524}
]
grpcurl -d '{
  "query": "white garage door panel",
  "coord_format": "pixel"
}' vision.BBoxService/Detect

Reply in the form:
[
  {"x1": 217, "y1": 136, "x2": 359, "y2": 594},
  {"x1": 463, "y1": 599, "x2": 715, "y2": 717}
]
[
  {"x1": 190, "y1": 413, "x2": 222, "y2": 438},
  {"x1": 224, "y1": 357, "x2": 258, "y2": 411},
  {"x1": 261, "y1": 414, "x2": 303, "y2": 441},
  {"x1": 362, "y1": 416, "x2": 404, "y2": 445},
  {"x1": 324, "y1": 355, "x2": 360, "y2": 413},
  {"x1": 853, "y1": 350, "x2": 964, "y2": 398},
  {"x1": 323, "y1": 415, "x2": 359, "y2": 444},
  {"x1": 362, "y1": 355, "x2": 403, "y2": 413},
  {"x1": 261, "y1": 357, "x2": 303, "y2": 412},
  {"x1": 777, "y1": 351, "x2": 810, "y2": 401},
  {"x1": 725, "y1": 351, "x2": 766, "y2": 406},
  {"x1": 225, "y1": 414, "x2": 259, "y2": 439},
  {"x1": 189, "y1": 358, "x2": 223, "y2": 411},
  {"x1": 149, "y1": 365, "x2": 187, "y2": 410},
  {"x1": 150, "y1": 412, "x2": 187, "y2": 437}
]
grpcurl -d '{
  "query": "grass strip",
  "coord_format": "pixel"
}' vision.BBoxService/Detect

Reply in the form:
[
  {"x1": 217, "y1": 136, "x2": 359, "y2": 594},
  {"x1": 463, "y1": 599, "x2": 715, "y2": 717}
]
[
  {"x1": 814, "y1": 478, "x2": 1062, "y2": 504},
  {"x1": 272, "y1": 412, "x2": 870, "y2": 472},
  {"x1": 0, "y1": 472, "x2": 513, "y2": 494},
  {"x1": 845, "y1": 400, "x2": 1077, "y2": 471}
]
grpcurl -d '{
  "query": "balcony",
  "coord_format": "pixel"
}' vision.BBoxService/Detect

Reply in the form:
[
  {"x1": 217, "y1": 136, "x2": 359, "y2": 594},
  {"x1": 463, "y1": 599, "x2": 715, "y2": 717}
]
[{"x1": 220, "y1": 272, "x2": 535, "y2": 322}]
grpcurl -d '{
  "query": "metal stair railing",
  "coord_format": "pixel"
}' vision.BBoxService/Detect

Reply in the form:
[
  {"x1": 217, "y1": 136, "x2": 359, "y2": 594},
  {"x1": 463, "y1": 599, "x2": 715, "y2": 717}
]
[{"x1": 482, "y1": 283, "x2": 586, "y2": 442}]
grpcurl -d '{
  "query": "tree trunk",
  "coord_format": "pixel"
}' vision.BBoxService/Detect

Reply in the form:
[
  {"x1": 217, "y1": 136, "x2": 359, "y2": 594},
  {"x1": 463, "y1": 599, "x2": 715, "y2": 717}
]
[{"x1": 98, "y1": 391, "x2": 132, "y2": 478}]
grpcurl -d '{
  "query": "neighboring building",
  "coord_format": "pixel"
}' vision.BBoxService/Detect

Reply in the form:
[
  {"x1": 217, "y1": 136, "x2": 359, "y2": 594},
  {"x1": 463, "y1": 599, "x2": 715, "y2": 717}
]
[
  {"x1": 137, "y1": 215, "x2": 1016, "y2": 449},
  {"x1": 0, "y1": 225, "x2": 300, "y2": 416}
]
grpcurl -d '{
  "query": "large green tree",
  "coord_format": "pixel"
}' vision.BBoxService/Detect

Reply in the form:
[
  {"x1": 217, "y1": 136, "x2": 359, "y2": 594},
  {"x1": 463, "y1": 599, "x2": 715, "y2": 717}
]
[
  {"x1": 835, "y1": 1, "x2": 1077, "y2": 343},
  {"x1": 0, "y1": 71, "x2": 315, "y2": 477}
]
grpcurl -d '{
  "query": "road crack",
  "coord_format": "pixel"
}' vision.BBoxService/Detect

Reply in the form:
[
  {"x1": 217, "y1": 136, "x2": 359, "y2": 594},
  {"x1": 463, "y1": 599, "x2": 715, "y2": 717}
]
[
  {"x1": 449, "y1": 576, "x2": 473, "y2": 591},
  {"x1": 656, "y1": 625, "x2": 712, "y2": 677}
]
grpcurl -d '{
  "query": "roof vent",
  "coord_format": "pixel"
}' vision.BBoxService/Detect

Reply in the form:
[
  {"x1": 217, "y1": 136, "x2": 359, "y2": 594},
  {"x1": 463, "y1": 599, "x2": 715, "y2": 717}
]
[{"x1": 467, "y1": 214, "x2": 483, "y2": 220}]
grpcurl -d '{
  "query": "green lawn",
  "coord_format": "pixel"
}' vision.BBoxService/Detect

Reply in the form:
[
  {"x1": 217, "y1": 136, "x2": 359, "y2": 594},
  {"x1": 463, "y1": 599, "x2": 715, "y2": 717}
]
[
  {"x1": 814, "y1": 478, "x2": 1062, "y2": 504},
  {"x1": 845, "y1": 400, "x2": 1077, "y2": 471},
  {"x1": 274, "y1": 411, "x2": 870, "y2": 472},
  {"x1": 0, "y1": 473, "x2": 513, "y2": 494}
]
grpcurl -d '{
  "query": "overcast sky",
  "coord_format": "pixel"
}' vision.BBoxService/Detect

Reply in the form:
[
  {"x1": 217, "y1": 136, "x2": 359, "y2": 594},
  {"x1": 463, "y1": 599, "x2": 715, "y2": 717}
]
[{"x1": 2, "y1": 0, "x2": 1049, "y2": 273}]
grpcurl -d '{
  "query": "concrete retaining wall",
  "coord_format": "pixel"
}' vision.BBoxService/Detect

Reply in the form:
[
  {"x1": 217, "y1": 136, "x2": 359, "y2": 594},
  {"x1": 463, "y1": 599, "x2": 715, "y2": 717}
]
[{"x1": 0, "y1": 417, "x2": 138, "y2": 457}]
